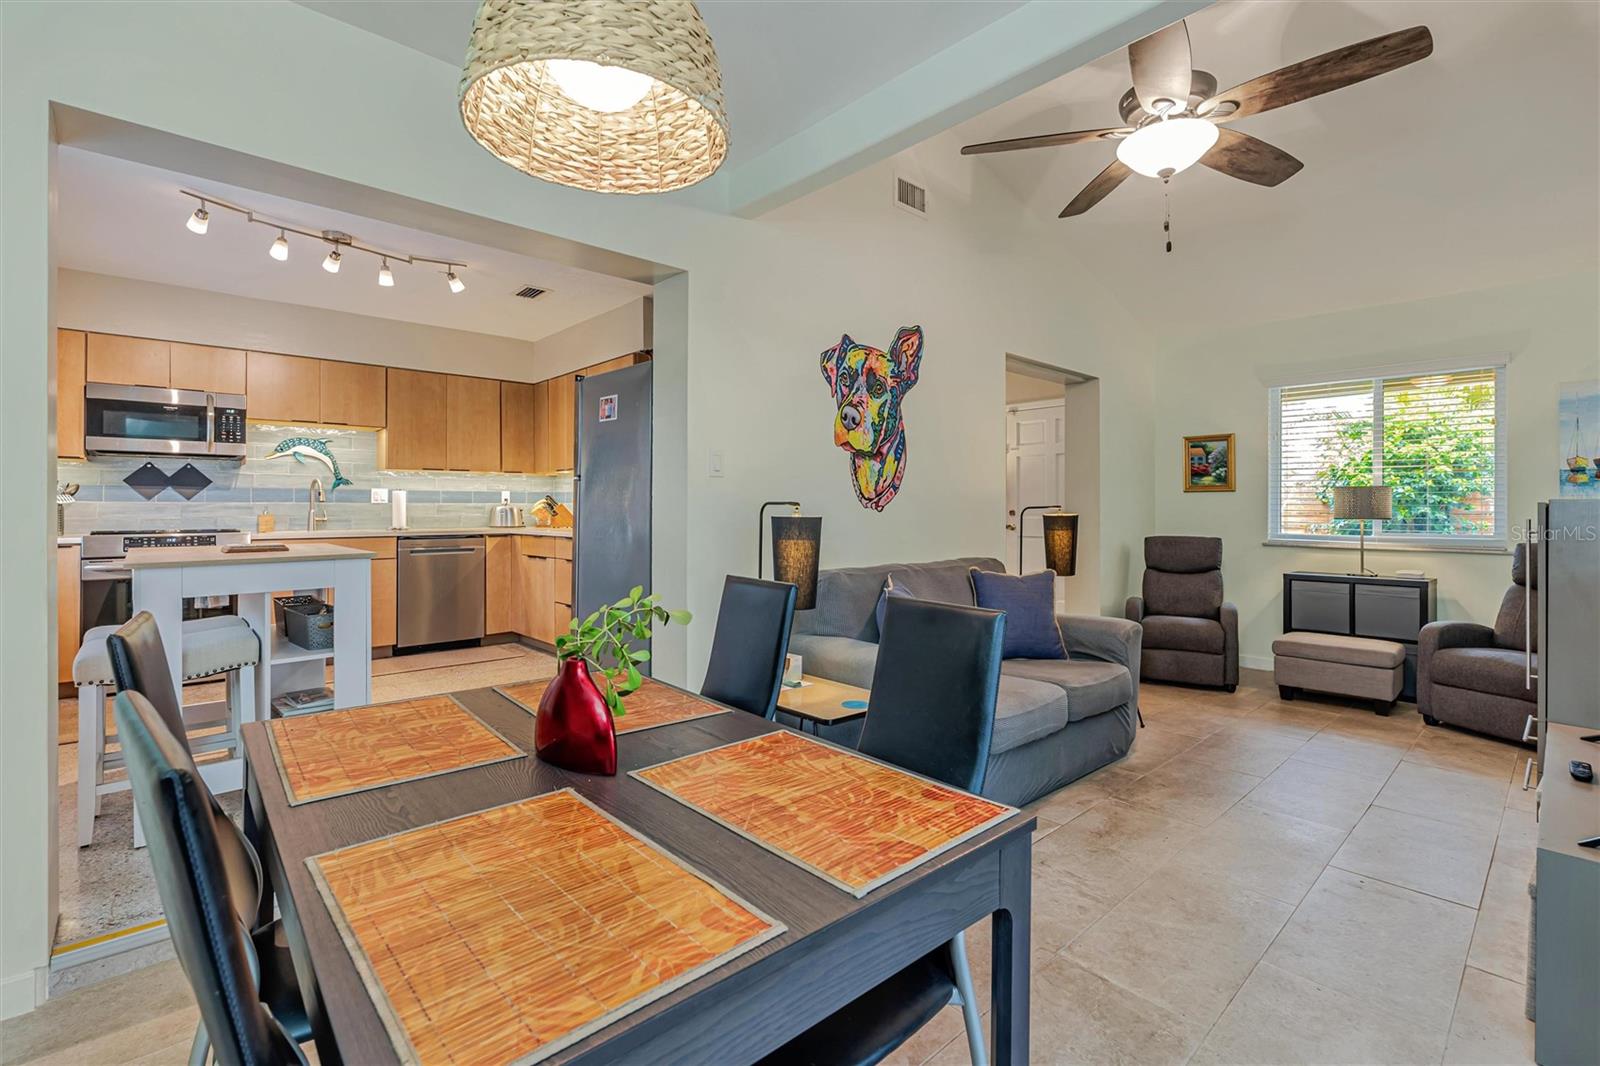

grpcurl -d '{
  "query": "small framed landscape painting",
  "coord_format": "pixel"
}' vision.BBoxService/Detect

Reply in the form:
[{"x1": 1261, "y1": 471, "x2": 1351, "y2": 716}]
[{"x1": 1184, "y1": 433, "x2": 1234, "y2": 492}]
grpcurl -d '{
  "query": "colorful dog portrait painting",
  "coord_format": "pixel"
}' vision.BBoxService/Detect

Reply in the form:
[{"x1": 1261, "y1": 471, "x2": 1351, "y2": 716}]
[{"x1": 821, "y1": 326, "x2": 923, "y2": 511}]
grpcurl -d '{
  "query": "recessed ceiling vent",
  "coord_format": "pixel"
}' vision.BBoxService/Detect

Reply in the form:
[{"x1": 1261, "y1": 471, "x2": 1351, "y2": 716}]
[
  {"x1": 513, "y1": 286, "x2": 547, "y2": 300},
  {"x1": 894, "y1": 176, "x2": 927, "y2": 217}
]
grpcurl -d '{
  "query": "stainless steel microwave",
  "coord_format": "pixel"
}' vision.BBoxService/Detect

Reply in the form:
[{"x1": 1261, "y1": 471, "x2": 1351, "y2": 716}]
[{"x1": 84, "y1": 383, "x2": 247, "y2": 458}]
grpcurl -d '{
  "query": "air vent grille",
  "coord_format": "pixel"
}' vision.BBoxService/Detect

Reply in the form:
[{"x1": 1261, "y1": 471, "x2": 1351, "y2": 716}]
[
  {"x1": 895, "y1": 177, "x2": 927, "y2": 215},
  {"x1": 514, "y1": 286, "x2": 547, "y2": 299}
]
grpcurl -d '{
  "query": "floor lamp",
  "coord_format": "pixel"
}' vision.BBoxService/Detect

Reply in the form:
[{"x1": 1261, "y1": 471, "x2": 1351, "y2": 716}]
[{"x1": 757, "y1": 501, "x2": 821, "y2": 610}]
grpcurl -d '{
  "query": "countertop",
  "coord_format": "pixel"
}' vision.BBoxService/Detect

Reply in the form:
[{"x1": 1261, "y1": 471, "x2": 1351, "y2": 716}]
[
  {"x1": 255, "y1": 527, "x2": 573, "y2": 540},
  {"x1": 124, "y1": 543, "x2": 377, "y2": 568}
]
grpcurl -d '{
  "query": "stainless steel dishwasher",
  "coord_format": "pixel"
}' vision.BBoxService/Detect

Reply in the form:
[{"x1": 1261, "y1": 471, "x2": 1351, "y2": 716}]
[{"x1": 396, "y1": 535, "x2": 486, "y2": 648}]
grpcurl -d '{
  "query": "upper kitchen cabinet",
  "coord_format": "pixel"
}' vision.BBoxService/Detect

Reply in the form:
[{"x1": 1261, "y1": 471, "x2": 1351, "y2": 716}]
[
  {"x1": 500, "y1": 380, "x2": 537, "y2": 474},
  {"x1": 318, "y1": 361, "x2": 387, "y2": 427},
  {"x1": 86, "y1": 333, "x2": 169, "y2": 386},
  {"x1": 380, "y1": 368, "x2": 448, "y2": 470},
  {"x1": 531, "y1": 379, "x2": 554, "y2": 474},
  {"x1": 169, "y1": 343, "x2": 247, "y2": 395},
  {"x1": 446, "y1": 374, "x2": 502, "y2": 471},
  {"x1": 57, "y1": 329, "x2": 86, "y2": 460},
  {"x1": 246, "y1": 351, "x2": 321, "y2": 423},
  {"x1": 549, "y1": 373, "x2": 576, "y2": 472}
]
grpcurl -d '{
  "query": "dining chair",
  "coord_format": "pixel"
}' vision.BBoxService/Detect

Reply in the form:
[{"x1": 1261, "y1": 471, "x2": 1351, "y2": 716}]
[
  {"x1": 700, "y1": 575, "x2": 797, "y2": 719},
  {"x1": 115, "y1": 689, "x2": 309, "y2": 1066},
  {"x1": 761, "y1": 597, "x2": 1004, "y2": 1066}
]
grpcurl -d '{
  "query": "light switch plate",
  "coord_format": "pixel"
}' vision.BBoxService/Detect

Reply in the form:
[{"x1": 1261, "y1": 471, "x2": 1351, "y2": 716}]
[
  {"x1": 708, "y1": 449, "x2": 724, "y2": 477},
  {"x1": 370, "y1": 488, "x2": 389, "y2": 504}
]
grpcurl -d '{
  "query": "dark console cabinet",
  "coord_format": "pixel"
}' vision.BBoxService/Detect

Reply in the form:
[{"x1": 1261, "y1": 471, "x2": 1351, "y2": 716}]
[{"x1": 1282, "y1": 572, "x2": 1437, "y2": 700}]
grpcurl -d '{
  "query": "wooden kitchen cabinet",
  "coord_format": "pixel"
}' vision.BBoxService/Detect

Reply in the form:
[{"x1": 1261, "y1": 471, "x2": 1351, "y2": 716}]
[
  {"x1": 58, "y1": 544, "x2": 80, "y2": 686},
  {"x1": 169, "y1": 343, "x2": 247, "y2": 394},
  {"x1": 554, "y1": 558, "x2": 573, "y2": 607},
  {"x1": 57, "y1": 329, "x2": 86, "y2": 460},
  {"x1": 519, "y1": 552, "x2": 556, "y2": 644},
  {"x1": 446, "y1": 374, "x2": 502, "y2": 471},
  {"x1": 87, "y1": 333, "x2": 170, "y2": 386},
  {"x1": 500, "y1": 381, "x2": 537, "y2": 474},
  {"x1": 549, "y1": 373, "x2": 576, "y2": 472},
  {"x1": 531, "y1": 379, "x2": 553, "y2": 474},
  {"x1": 247, "y1": 351, "x2": 321, "y2": 423},
  {"x1": 379, "y1": 368, "x2": 448, "y2": 470},
  {"x1": 318, "y1": 361, "x2": 387, "y2": 427},
  {"x1": 370, "y1": 558, "x2": 397, "y2": 648},
  {"x1": 484, "y1": 536, "x2": 520, "y2": 634}
]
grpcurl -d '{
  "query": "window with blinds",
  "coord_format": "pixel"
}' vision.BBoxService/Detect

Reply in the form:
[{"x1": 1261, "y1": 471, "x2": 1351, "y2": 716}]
[{"x1": 1269, "y1": 365, "x2": 1505, "y2": 547}]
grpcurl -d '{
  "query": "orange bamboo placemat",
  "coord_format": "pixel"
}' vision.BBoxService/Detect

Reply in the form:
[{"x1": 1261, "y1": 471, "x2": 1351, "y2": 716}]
[
  {"x1": 496, "y1": 677, "x2": 729, "y2": 735},
  {"x1": 631, "y1": 731, "x2": 1015, "y2": 898},
  {"x1": 309, "y1": 789, "x2": 784, "y2": 1066},
  {"x1": 267, "y1": 695, "x2": 523, "y2": 806}
]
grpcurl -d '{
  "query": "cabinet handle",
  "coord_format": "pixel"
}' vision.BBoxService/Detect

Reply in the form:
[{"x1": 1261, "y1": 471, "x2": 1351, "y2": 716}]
[
  {"x1": 1521, "y1": 713, "x2": 1538, "y2": 744},
  {"x1": 1522, "y1": 757, "x2": 1537, "y2": 792}
]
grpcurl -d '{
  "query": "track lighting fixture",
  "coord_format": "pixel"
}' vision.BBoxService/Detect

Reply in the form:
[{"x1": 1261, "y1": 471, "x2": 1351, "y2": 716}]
[{"x1": 176, "y1": 190, "x2": 466, "y2": 290}]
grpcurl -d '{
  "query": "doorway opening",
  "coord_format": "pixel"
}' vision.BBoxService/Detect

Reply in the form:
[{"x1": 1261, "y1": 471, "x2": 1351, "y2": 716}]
[{"x1": 1004, "y1": 357, "x2": 1100, "y2": 615}]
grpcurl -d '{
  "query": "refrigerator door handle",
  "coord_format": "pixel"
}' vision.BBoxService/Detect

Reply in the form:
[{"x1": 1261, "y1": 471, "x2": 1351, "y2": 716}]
[{"x1": 1524, "y1": 518, "x2": 1538, "y2": 689}]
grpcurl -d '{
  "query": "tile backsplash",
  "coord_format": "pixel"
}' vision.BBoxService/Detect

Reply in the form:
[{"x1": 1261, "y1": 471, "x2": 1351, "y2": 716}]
[{"x1": 59, "y1": 424, "x2": 573, "y2": 535}]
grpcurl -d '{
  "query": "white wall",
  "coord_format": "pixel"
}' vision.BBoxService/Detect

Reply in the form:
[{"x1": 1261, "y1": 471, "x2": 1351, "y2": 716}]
[
  {"x1": 59, "y1": 269, "x2": 543, "y2": 380},
  {"x1": 1149, "y1": 270, "x2": 1600, "y2": 667},
  {"x1": 531, "y1": 297, "x2": 652, "y2": 379}
]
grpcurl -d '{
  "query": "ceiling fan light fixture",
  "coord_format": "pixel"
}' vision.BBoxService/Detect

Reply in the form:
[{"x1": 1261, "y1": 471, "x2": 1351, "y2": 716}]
[{"x1": 1115, "y1": 117, "x2": 1219, "y2": 179}]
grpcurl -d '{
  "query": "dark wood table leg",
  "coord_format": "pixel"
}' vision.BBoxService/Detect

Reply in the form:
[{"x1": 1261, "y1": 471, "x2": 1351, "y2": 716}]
[
  {"x1": 243, "y1": 764, "x2": 275, "y2": 930},
  {"x1": 991, "y1": 832, "x2": 1032, "y2": 1065}
]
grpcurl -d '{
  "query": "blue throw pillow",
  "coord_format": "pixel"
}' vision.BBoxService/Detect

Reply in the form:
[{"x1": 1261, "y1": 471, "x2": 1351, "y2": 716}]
[
  {"x1": 969, "y1": 568, "x2": 1065, "y2": 660},
  {"x1": 875, "y1": 576, "x2": 916, "y2": 636}
]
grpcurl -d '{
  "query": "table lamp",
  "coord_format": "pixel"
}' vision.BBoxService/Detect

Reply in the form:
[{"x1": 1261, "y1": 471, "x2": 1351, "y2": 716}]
[
  {"x1": 757, "y1": 501, "x2": 822, "y2": 611},
  {"x1": 1332, "y1": 485, "x2": 1392, "y2": 576}
]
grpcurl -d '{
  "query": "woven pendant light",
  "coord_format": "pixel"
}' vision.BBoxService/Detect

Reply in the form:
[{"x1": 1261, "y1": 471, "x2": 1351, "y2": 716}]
[{"x1": 459, "y1": 0, "x2": 729, "y2": 195}]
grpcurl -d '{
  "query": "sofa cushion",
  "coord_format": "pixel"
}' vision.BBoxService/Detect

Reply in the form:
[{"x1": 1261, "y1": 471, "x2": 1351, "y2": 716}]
[
  {"x1": 784, "y1": 634, "x2": 878, "y2": 689},
  {"x1": 888, "y1": 559, "x2": 995, "y2": 611},
  {"x1": 991, "y1": 675, "x2": 1070, "y2": 754},
  {"x1": 969, "y1": 569, "x2": 1065, "y2": 660},
  {"x1": 1273, "y1": 632, "x2": 1405, "y2": 669},
  {"x1": 1143, "y1": 568, "x2": 1223, "y2": 620},
  {"x1": 874, "y1": 576, "x2": 916, "y2": 636},
  {"x1": 1431, "y1": 646, "x2": 1537, "y2": 702},
  {"x1": 794, "y1": 557, "x2": 1001, "y2": 642},
  {"x1": 1001, "y1": 658, "x2": 1132, "y2": 721},
  {"x1": 1141, "y1": 615, "x2": 1224, "y2": 654}
]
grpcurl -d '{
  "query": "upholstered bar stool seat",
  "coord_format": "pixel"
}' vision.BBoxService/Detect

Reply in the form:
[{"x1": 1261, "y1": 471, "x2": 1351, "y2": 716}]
[
  {"x1": 1273, "y1": 631, "x2": 1404, "y2": 713},
  {"x1": 72, "y1": 615, "x2": 260, "y2": 847}
]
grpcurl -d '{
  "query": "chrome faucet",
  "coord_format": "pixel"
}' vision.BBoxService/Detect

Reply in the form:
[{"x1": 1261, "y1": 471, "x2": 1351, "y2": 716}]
[{"x1": 308, "y1": 478, "x2": 328, "y2": 531}]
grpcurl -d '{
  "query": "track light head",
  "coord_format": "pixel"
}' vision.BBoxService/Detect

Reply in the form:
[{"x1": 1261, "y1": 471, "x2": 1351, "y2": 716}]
[
  {"x1": 322, "y1": 247, "x2": 342, "y2": 274},
  {"x1": 269, "y1": 231, "x2": 289, "y2": 261},
  {"x1": 446, "y1": 269, "x2": 465, "y2": 294},
  {"x1": 186, "y1": 203, "x2": 210, "y2": 235},
  {"x1": 378, "y1": 258, "x2": 394, "y2": 287}
]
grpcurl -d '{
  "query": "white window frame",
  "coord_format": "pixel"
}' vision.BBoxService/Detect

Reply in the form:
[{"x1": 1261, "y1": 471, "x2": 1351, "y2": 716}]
[{"x1": 1267, "y1": 361, "x2": 1508, "y2": 552}]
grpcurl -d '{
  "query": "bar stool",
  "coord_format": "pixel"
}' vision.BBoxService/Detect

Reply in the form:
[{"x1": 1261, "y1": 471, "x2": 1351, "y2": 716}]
[{"x1": 71, "y1": 615, "x2": 261, "y2": 847}]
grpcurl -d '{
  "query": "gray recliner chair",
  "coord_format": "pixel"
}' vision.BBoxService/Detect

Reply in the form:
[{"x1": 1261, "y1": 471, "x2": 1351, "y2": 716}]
[
  {"x1": 1126, "y1": 536, "x2": 1239, "y2": 692},
  {"x1": 1417, "y1": 544, "x2": 1537, "y2": 743}
]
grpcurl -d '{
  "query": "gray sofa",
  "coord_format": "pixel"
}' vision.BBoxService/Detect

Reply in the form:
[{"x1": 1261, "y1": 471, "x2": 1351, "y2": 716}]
[{"x1": 787, "y1": 557, "x2": 1141, "y2": 807}]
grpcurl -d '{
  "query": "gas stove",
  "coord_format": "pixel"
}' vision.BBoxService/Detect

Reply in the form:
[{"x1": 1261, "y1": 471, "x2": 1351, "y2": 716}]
[{"x1": 81, "y1": 528, "x2": 250, "y2": 560}]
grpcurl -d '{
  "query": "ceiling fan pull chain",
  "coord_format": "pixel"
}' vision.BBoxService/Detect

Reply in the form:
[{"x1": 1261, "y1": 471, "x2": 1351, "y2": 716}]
[{"x1": 1163, "y1": 180, "x2": 1173, "y2": 254}]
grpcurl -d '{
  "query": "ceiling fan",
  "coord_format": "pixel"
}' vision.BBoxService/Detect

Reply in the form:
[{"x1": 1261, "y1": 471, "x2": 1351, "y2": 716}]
[{"x1": 961, "y1": 20, "x2": 1433, "y2": 219}]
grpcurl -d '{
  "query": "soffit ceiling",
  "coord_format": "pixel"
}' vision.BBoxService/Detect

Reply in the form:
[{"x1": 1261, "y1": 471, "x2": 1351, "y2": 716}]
[{"x1": 948, "y1": 0, "x2": 1600, "y2": 337}]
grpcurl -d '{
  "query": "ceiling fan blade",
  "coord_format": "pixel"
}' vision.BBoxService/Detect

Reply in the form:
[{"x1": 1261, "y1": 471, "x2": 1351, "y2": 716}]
[
  {"x1": 1199, "y1": 128, "x2": 1304, "y2": 186},
  {"x1": 1129, "y1": 20, "x2": 1193, "y2": 115},
  {"x1": 1199, "y1": 26, "x2": 1432, "y2": 122},
  {"x1": 961, "y1": 128, "x2": 1131, "y2": 156},
  {"x1": 1059, "y1": 159, "x2": 1132, "y2": 218}
]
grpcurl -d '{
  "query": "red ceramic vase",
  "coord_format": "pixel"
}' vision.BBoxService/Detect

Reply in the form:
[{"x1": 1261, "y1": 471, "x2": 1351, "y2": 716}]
[{"x1": 534, "y1": 658, "x2": 618, "y2": 776}]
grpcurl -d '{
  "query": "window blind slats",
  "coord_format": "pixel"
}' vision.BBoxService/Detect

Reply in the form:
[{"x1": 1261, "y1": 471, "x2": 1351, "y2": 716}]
[{"x1": 1270, "y1": 366, "x2": 1503, "y2": 544}]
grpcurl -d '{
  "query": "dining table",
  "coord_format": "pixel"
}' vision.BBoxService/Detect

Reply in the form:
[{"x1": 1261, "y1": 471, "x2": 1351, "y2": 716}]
[{"x1": 241, "y1": 681, "x2": 1035, "y2": 1065}]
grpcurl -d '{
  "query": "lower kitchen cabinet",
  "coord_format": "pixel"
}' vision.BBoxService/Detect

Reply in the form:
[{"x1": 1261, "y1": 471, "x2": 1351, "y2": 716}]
[
  {"x1": 520, "y1": 553, "x2": 556, "y2": 644},
  {"x1": 484, "y1": 537, "x2": 520, "y2": 634},
  {"x1": 58, "y1": 544, "x2": 80, "y2": 686},
  {"x1": 370, "y1": 558, "x2": 397, "y2": 648}
]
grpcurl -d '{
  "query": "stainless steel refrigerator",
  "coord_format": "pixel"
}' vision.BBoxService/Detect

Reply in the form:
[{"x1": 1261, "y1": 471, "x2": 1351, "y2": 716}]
[
  {"x1": 1536, "y1": 498, "x2": 1600, "y2": 753},
  {"x1": 573, "y1": 361, "x2": 652, "y2": 669}
]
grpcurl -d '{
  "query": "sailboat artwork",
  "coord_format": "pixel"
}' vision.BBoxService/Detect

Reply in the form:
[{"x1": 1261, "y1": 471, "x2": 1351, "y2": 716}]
[{"x1": 1557, "y1": 380, "x2": 1600, "y2": 497}]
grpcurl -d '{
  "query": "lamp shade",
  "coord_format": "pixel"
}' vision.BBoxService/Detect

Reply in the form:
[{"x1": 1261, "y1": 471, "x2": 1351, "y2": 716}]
[
  {"x1": 459, "y1": 0, "x2": 729, "y2": 194},
  {"x1": 1331, "y1": 485, "x2": 1393, "y2": 521},
  {"x1": 1042, "y1": 512, "x2": 1080, "y2": 577},
  {"x1": 771, "y1": 515, "x2": 821, "y2": 611}
]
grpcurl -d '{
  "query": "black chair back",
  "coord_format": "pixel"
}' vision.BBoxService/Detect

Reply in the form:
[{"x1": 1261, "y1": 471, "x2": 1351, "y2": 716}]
[
  {"x1": 114, "y1": 691, "x2": 301, "y2": 1066},
  {"x1": 701, "y1": 576, "x2": 798, "y2": 719},
  {"x1": 107, "y1": 611, "x2": 188, "y2": 749},
  {"x1": 858, "y1": 598, "x2": 1004, "y2": 793}
]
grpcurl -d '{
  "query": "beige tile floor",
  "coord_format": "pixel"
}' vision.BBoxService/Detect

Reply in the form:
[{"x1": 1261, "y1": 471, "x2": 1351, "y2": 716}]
[{"x1": 12, "y1": 669, "x2": 1537, "y2": 1065}]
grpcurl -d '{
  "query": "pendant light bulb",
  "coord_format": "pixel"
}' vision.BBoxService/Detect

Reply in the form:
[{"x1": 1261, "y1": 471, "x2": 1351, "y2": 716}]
[
  {"x1": 378, "y1": 258, "x2": 394, "y2": 287},
  {"x1": 322, "y1": 247, "x2": 342, "y2": 274},
  {"x1": 186, "y1": 202, "x2": 210, "y2": 235},
  {"x1": 446, "y1": 269, "x2": 465, "y2": 294},
  {"x1": 269, "y1": 230, "x2": 289, "y2": 261}
]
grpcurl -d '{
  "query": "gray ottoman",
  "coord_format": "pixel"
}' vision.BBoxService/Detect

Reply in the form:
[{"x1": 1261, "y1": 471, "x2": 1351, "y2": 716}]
[{"x1": 1273, "y1": 631, "x2": 1405, "y2": 714}]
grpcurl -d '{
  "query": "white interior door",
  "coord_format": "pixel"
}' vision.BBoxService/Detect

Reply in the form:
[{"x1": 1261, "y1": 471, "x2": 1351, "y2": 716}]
[{"x1": 1005, "y1": 400, "x2": 1067, "y2": 575}]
